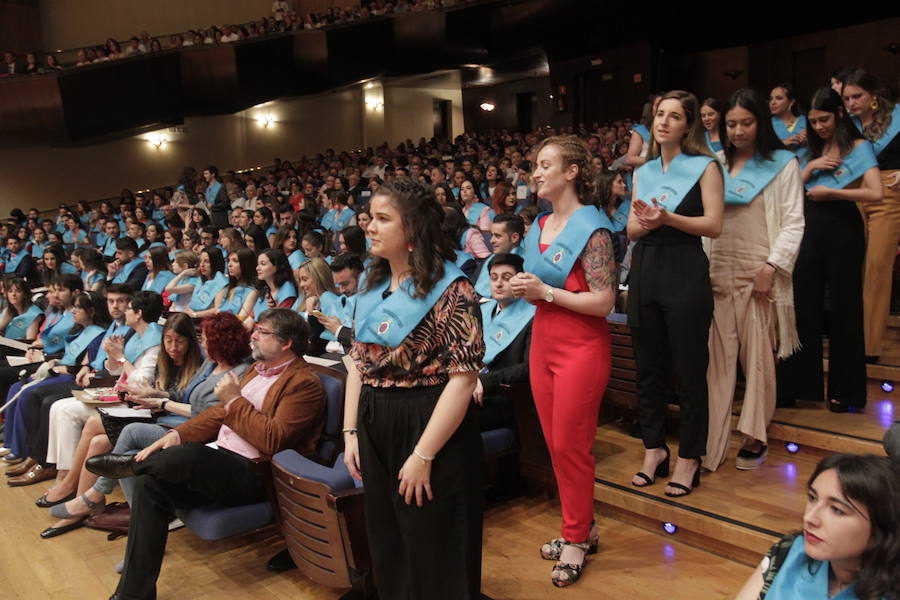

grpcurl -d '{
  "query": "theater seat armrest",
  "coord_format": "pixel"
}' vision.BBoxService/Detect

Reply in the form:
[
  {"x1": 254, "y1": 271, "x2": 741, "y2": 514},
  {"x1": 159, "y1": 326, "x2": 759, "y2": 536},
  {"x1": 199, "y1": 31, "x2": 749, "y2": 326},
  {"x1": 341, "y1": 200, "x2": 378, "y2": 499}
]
[{"x1": 327, "y1": 486, "x2": 365, "y2": 510}]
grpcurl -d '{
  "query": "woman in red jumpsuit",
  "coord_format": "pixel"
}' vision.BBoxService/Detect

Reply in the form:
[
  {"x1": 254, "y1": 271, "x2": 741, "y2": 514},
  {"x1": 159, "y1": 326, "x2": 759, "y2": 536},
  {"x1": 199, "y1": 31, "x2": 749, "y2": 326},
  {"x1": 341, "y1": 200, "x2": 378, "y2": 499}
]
[{"x1": 511, "y1": 135, "x2": 617, "y2": 587}]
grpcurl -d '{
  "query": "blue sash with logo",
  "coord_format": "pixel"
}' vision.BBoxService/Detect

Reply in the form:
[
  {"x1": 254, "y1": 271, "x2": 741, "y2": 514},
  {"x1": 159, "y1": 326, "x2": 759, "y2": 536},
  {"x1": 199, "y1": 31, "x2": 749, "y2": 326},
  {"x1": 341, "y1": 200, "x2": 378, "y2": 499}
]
[
  {"x1": 41, "y1": 310, "x2": 75, "y2": 355},
  {"x1": 355, "y1": 262, "x2": 465, "y2": 347},
  {"x1": 31, "y1": 241, "x2": 47, "y2": 260},
  {"x1": 474, "y1": 246, "x2": 525, "y2": 297},
  {"x1": 851, "y1": 104, "x2": 900, "y2": 158},
  {"x1": 4, "y1": 250, "x2": 27, "y2": 274},
  {"x1": 90, "y1": 321, "x2": 130, "y2": 371},
  {"x1": 705, "y1": 131, "x2": 722, "y2": 154},
  {"x1": 523, "y1": 204, "x2": 610, "y2": 288},
  {"x1": 317, "y1": 290, "x2": 348, "y2": 341},
  {"x1": 218, "y1": 285, "x2": 253, "y2": 315},
  {"x1": 287, "y1": 250, "x2": 307, "y2": 270},
  {"x1": 804, "y1": 142, "x2": 879, "y2": 190},
  {"x1": 771, "y1": 114, "x2": 807, "y2": 142},
  {"x1": 103, "y1": 236, "x2": 118, "y2": 258},
  {"x1": 320, "y1": 209, "x2": 337, "y2": 231},
  {"x1": 124, "y1": 323, "x2": 162, "y2": 364},
  {"x1": 611, "y1": 200, "x2": 630, "y2": 232},
  {"x1": 142, "y1": 270, "x2": 176, "y2": 294},
  {"x1": 4, "y1": 304, "x2": 42, "y2": 340},
  {"x1": 189, "y1": 271, "x2": 229, "y2": 310},
  {"x1": 60, "y1": 324, "x2": 105, "y2": 366},
  {"x1": 632, "y1": 124, "x2": 650, "y2": 142},
  {"x1": 465, "y1": 202, "x2": 494, "y2": 227},
  {"x1": 83, "y1": 271, "x2": 105, "y2": 290},
  {"x1": 724, "y1": 150, "x2": 795, "y2": 204},
  {"x1": 480, "y1": 299, "x2": 535, "y2": 365},
  {"x1": 112, "y1": 257, "x2": 141, "y2": 284},
  {"x1": 253, "y1": 281, "x2": 297, "y2": 321},
  {"x1": 636, "y1": 154, "x2": 714, "y2": 213},
  {"x1": 332, "y1": 208, "x2": 355, "y2": 232}
]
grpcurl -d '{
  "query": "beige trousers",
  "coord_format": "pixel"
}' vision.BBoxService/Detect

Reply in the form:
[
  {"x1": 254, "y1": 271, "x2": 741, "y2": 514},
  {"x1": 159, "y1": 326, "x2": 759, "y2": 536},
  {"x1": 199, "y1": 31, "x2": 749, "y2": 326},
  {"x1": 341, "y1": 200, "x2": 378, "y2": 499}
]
[
  {"x1": 860, "y1": 170, "x2": 900, "y2": 357},
  {"x1": 704, "y1": 197, "x2": 776, "y2": 472}
]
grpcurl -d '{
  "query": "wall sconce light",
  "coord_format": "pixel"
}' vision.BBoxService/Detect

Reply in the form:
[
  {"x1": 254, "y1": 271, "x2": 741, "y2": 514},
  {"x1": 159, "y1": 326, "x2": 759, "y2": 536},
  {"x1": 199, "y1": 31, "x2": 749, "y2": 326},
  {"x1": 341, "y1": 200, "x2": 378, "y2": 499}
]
[
  {"x1": 255, "y1": 115, "x2": 275, "y2": 128},
  {"x1": 146, "y1": 134, "x2": 168, "y2": 149},
  {"x1": 480, "y1": 102, "x2": 495, "y2": 112},
  {"x1": 365, "y1": 98, "x2": 384, "y2": 111}
]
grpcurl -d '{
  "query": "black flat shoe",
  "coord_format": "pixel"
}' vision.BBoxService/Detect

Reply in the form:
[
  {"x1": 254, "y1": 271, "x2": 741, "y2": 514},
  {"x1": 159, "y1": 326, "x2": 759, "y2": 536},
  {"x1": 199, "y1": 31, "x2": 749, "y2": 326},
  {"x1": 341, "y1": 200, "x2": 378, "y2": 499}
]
[
  {"x1": 35, "y1": 490, "x2": 76, "y2": 508},
  {"x1": 85, "y1": 454, "x2": 137, "y2": 479},
  {"x1": 39, "y1": 518, "x2": 86, "y2": 539}
]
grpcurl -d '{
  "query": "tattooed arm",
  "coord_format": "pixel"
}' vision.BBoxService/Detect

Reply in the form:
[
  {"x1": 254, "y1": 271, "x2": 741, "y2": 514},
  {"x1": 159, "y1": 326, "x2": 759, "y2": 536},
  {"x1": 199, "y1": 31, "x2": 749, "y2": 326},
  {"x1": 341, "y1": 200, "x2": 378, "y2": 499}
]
[{"x1": 542, "y1": 229, "x2": 616, "y2": 318}]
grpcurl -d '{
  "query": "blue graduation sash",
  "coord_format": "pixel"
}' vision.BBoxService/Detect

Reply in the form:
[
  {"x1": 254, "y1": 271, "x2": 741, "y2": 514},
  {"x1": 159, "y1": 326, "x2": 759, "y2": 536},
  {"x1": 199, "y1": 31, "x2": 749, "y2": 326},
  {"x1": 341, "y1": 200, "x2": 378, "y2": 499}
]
[
  {"x1": 169, "y1": 275, "x2": 202, "y2": 305},
  {"x1": 523, "y1": 204, "x2": 610, "y2": 288},
  {"x1": 60, "y1": 324, "x2": 105, "y2": 366},
  {"x1": 30, "y1": 241, "x2": 47, "y2": 259},
  {"x1": 332, "y1": 207, "x2": 355, "y2": 231},
  {"x1": 41, "y1": 310, "x2": 75, "y2": 355},
  {"x1": 90, "y1": 321, "x2": 130, "y2": 371},
  {"x1": 205, "y1": 181, "x2": 223, "y2": 205},
  {"x1": 771, "y1": 114, "x2": 807, "y2": 142},
  {"x1": 189, "y1": 271, "x2": 229, "y2": 310},
  {"x1": 83, "y1": 271, "x2": 105, "y2": 289},
  {"x1": 142, "y1": 270, "x2": 176, "y2": 294},
  {"x1": 465, "y1": 202, "x2": 494, "y2": 227},
  {"x1": 63, "y1": 229, "x2": 87, "y2": 247},
  {"x1": 632, "y1": 124, "x2": 650, "y2": 142},
  {"x1": 124, "y1": 323, "x2": 162, "y2": 364},
  {"x1": 317, "y1": 290, "x2": 348, "y2": 341},
  {"x1": 851, "y1": 104, "x2": 900, "y2": 157},
  {"x1": 804, "y1": 141, "x2": 879, "y2": 190},
  {"x1": 724, "y1": 150, "x2": 795, "y2": 204},
  {"x1": 3, "y1": 249, "x2": 27, "y2": 273},
  {"x1": 705, "y1": 130, "x2": 722, "y2": 154},
  {"x1": 60, "y1": 262, "x2": 78, "y2": 275},
  {"x1": 765, "y1": 537, "x2": 859, "y2": 600},
  {"x1": 635, "y1": 153, "x2": 714, "y2": 213},
  {"x1": 611, "y1": 200, "x2": 630, "y2": 232},
  {"x1": 455, "y1": 250, "x2": 474, "y2": 270},
  {"x1": 4, "y1": 304, "x2": 42, "y2": 340},
  {"x1": 287, "y1": 250, "x2": 307, "y2": 270},
  {"x1": 218, "y1": 285, "x2": 253, "y2": 315},
  {"x1": 354, "y1": 262, "x2": 465, "y2": 347},
  {"x1": 112, "y1": 257, "x2": 141, "y2": 284},
  {"x1": 320, "y1": 209, "x2": 336, "y2": 231},
  {"x1": 103, "y1": 237, "x2": 118, "y2": 257},
  {"x1": 474, "y1": 246, "x2": 525, "y2": 297},
  {"x1": 253, "y1": 281, "x2": 297, "y2": 321},
  {"x1": 480, "y1": 299, "x2": 535, "y2": 365},
  {"x1": 139, "y1": 241, "x2": 166, "y2": 258}
]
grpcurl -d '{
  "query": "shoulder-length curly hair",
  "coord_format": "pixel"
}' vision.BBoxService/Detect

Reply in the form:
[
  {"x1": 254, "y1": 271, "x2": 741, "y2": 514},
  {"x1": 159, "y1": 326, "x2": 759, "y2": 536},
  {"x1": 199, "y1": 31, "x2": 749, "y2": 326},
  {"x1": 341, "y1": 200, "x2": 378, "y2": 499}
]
[
  {"x1": 363, "y1": 178, "x2": 455, "y2": 299},
  {"x1": 201, "y1": 312, "x2": 251, "y2": 367}
]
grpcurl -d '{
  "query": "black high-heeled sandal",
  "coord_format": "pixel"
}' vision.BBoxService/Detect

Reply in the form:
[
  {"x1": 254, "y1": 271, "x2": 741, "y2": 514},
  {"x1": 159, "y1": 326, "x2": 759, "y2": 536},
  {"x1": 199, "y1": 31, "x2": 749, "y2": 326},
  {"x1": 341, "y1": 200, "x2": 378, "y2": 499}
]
[
  {"x1": 632, "y1": 446, "x2": 670, "y2": 487},
  {"x1": 665, "y1": 457, "x2": 701, "y2": 497}
]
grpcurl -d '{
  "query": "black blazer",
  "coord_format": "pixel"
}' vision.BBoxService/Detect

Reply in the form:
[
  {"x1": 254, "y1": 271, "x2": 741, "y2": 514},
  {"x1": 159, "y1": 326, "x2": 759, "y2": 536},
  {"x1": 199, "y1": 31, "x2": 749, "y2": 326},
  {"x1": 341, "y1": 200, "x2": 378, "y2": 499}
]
[{"x1": 480, "y1": 320, "x2": 531, "y2": 394}]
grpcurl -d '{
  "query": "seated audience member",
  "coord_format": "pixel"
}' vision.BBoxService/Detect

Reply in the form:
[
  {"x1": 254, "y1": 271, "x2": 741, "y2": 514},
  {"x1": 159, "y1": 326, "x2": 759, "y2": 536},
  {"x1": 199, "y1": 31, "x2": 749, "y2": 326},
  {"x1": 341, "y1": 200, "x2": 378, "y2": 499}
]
[
  {"x1": 442, "y1": 206, "x2": 480, "y2": 279},
  {"x1": 0, "y1": 276, "x2": 42, "y2": 344},
  {"x1": 218, "y1": 227, "x2": 246, "y2": 255},
  {"x1": 141, "y1": 246, "x2": 175, "y2": 294},
  {"x1": 474, "y1": 214, "x2": 525, "y2": 297},
  {"x1": 300, "y1": 230, "x2": 326, "y2": 260},
  {"x1": 252, "y1": 251, "x2": 297, "y2": 323},
  {"x1": 294, "y1": 257, "x2": 339, "y2": 354},
  {"x1": 315, "y1": 253, "x2": 363, "y2": 350},
  {"x1": 213, "y1": 248, "x2": 259, "y2": 318},
  {"x1": 474, "y1": 253, "x2": 534, "y2": 430},
  {"x1": 4, "y1": 292, "x2": 109, "y2": 485},
  {"x1": 735, "y1": 454, "x2": 900, "y2": 600},
  {"x1": 126, "y1": 221, "x2": 149, "y2": 254},
  {"x1": 186, "y1": 246, "x2": 229, "y2": 318},
  {"x1": 337, "y1": 225, "x2": 368, "y2": 261},
  {"x1": 243, "y1": 224, "x2": 270, "y2": 252},
  {"x1": 4, "y1": 236, "x2": 34, "y2": 279},
  {"x1": 87, "y1": 308, "x2": 325, "y2": 600},
  {"x1": 165, "y1": 251, "x2": 201, "y2": 312},
  {"x1": 101, "y1": 220, "x2": 122, "y2": 260},
  {"x1": 39, "y1": 312, "x2": 204, "y2": 538},
  {"x1": 274, "y1": 225, "x2": 307, "y2": 270},
  {"x1": 107, "y1": 238, "x2": 149, "y2": 290},
  {"x1": 41, "y1": 244, "x2": 78, "y2": 287},
  {"x1": 76, "y1": 248, "x2": 108, "y2": 292}
]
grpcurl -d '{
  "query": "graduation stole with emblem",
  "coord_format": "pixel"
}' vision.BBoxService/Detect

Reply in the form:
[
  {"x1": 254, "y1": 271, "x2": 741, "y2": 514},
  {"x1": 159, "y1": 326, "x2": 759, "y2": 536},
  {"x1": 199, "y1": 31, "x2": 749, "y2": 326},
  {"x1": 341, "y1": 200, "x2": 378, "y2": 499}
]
[
  {"x1": 318, "y1": 290, "x2": 351, "y2": 341},
  {"x1": 771, "y1": 114, "x2": 807, "y2": 141},
  {"x1": 635, "y1": 153, "x2": 714, "y2": 213},
  {"x1": 480, "y1": 298, "x2": 535, "y2": 365},
  {"x1": 724, "y1": 150, "x2": 795, "y2": 205},
  {"x1": 354, "y1": 262, "x2": 464, "y2": 347},
  {"x1": 804, "y1": 141, "x2": 879, "y2": 190},
  {"x1": 523, "y1": 204, "x2": 611, "y2": 288}
]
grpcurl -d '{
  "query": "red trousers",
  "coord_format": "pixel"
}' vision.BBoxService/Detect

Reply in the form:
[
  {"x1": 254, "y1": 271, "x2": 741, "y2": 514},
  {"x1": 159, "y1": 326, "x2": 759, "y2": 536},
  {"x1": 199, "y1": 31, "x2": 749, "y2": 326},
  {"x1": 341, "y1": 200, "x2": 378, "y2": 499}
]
[{"x1": 530, "y1": 302, "x2": 611, "y2": 542}]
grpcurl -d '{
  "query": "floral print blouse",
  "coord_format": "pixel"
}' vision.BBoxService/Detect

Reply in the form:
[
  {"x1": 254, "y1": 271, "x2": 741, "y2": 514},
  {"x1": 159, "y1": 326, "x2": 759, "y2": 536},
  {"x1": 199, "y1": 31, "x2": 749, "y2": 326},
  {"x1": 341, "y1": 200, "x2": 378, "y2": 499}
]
[{"x1": 350, "y1": 279, "x2": 485, "y2": 388}]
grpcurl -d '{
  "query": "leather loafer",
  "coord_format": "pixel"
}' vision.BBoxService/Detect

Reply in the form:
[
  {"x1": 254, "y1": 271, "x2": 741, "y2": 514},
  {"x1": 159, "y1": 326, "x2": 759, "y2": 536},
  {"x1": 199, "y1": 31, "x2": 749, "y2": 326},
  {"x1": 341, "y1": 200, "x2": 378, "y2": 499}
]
[
  {"x1": 85, "y1": 454, "x2": 137, "y2": 479},
  {"x1": 6, "y1": 457, "x2": 35, "y2": 477},
  {"x1": 8, "y1": 464, "x2": 56, "y2": 487},
  {"x1": 39, "y1": 518, "x2": 85, "y2": 539}
]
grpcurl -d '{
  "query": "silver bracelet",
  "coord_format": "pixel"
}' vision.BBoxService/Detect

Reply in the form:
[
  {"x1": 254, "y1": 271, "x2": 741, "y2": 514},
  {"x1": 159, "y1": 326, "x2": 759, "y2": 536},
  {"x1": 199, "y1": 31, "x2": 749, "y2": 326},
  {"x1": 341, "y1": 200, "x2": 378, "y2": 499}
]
[
  {"x1": 342, "y1": 427, "x2": 358, "y2": 435},
  {"x1": 413, "y1": 447, "x2": 435, "y2": 463}
]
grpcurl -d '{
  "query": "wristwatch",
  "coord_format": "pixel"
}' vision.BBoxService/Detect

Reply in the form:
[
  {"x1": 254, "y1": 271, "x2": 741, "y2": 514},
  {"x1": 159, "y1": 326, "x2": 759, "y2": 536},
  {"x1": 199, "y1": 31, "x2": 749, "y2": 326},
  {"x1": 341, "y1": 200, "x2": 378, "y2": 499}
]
[{"x1": 544, "y1": 285, "x2": 554, "y2": 303}]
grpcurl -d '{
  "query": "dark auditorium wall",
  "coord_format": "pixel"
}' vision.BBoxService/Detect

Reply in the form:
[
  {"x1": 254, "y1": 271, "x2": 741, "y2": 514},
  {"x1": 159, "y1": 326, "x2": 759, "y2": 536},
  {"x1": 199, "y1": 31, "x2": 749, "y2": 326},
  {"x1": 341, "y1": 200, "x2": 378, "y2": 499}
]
[
  {"x1": 0, "y1": 0, "x2": 42, "y2": 54},
  {"x1": 41, "y1": 0, "x2": 277, "y2": 51},
  {"x1": 462, "y1": 76, "x2": 562, "y2": 133}
]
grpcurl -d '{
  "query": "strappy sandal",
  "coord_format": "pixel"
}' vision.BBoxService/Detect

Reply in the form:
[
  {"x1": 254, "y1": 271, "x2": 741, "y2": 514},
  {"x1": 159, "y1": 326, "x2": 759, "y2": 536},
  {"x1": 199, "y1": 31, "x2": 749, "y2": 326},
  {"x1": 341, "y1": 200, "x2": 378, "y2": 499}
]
[
  {"x1": 551, "y1": 541, "x2": 590, "y2": 588},
  {"x1": 632, "y1": 446, "x2": 670, "y2": 487},
  {"x1": 665, "y1": 458, "x2": 701, "y2": 498},
  {"x1": 540, "y1": 521, "x2": 599, "y2": 560},
  {"x1": 49, "y1": 492, "x2": 105, "y2": 520}
]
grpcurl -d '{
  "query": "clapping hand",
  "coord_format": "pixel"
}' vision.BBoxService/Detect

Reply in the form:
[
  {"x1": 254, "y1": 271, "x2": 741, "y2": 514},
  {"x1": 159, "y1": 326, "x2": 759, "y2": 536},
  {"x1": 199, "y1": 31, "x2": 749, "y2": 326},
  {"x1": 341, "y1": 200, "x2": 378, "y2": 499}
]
[
  {"x1": 214, "y1": 371, "x2": 241, "y2": 404},
  {"x1": 633, "y1": 198, "x2": 667, "y2": 230}
]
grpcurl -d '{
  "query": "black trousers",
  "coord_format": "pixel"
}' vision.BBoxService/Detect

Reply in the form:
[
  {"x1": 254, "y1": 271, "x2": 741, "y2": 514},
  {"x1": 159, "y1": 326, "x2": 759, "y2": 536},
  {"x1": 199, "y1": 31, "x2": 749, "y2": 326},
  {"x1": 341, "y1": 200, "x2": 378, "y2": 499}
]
[
  {"x1": 777, "y1": 201, "x2": 867, "y2": 406},
  {"x1": 23, "y1": 381, "x2": 82, "y2": 464},
  {"x1": 629, "y1": 241, "x2": 713, "y2": 458},
  {"x1": 115, "y1": 443, "x2": 265, "y2": 600},
  {"x1": 358, "y1": 384, "x2": 483, "y2": 600}
]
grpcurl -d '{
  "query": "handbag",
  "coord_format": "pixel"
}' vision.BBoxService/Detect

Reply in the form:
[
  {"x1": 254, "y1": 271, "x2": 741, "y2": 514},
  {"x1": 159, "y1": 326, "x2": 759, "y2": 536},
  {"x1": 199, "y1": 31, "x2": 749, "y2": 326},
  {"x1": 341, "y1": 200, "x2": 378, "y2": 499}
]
[
  {"x1": 97, "y1": 407, "x2": 156, "y2": 446},
  {"x1": 85, "y1": 502, "x2": 131, "y2": 540}
]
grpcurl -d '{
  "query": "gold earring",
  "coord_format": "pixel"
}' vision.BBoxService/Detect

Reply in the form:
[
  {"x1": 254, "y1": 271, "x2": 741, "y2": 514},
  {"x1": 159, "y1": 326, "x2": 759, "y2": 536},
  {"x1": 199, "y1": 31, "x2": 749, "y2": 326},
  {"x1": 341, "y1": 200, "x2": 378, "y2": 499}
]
[{"x1": 871, "y1": 98, "x2": 879, "y2": 111}]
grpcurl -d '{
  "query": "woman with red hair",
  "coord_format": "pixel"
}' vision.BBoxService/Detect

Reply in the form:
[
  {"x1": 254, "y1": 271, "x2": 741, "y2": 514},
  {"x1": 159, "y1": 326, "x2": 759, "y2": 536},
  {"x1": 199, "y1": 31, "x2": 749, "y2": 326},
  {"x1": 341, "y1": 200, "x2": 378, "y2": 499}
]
[
  {"x1": 490, "y1": 181, "x2": 517, "y2": 215},
  {"x1": 40, "y1": 313, "x2": 252, "y2": 536}
]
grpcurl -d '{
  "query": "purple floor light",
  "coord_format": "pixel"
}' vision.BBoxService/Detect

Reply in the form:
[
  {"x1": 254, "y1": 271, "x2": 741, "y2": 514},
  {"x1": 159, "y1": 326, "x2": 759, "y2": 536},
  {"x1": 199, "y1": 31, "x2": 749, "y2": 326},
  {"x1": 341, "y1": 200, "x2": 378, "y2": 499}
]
[
  {"x1": 662, "y1": 522, "x2": 677, "y2": 535},
  {"x1": 881, "y1": 381, "x2": 894, "y2": 393},
  {"x1": 786, "y1": 442, "x2": 799, "y2": 454}
]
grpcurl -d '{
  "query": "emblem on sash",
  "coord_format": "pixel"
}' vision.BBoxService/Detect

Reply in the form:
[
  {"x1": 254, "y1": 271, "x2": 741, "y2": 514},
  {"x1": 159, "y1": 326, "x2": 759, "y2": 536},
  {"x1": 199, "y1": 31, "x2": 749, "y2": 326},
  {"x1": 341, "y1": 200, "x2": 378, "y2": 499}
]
[
  {"x1": 658, "y1": 192, "x2": 669, "y2": 204},
  {"x1": 735, "y1": 185, "x2": 747, "y2": 195},
  {"x1": 834, "y1": 168, "x2": 846, "y2": 178},
  {"x1": 377, "y1": 320, "x2": 392, "y2": 335},
  {"x1": 552, "y1": 250, "x2": 564, "y2": 264},
  {"x1": 494, "y1": 331, "x2": 503, "y2": 341}
]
